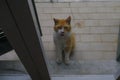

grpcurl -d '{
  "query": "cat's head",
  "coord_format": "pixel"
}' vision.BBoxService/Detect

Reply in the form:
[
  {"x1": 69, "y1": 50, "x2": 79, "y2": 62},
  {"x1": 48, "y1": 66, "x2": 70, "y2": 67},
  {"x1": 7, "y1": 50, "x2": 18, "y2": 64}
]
[{"x1": 53, "y1": 16, "x2": 71, "y2": 37}]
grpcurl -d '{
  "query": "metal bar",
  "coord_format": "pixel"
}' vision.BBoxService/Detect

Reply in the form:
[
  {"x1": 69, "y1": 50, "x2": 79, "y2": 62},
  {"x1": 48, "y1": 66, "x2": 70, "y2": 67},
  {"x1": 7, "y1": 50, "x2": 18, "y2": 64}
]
[
  {"x1": 0, "y1": 35, "x2": 6, "y2": 39},
  {"x1": 50, "y1": 0, "x2": 53, "y2": 3},
  {"x1": 0, "y1": 0, "x2": 42, "y2": 80},
  {"x1": 117, "y1": 25, "x2": 120, "y2": 62},
  {"x1": 31, "y1": 0, "x2": 42, "y2": 36},
  {"x1": 0, "y1": 32, "x2": 4, "y2": 35},
  {"x1": 6, "y1": 0, "x2": 50, "y2": 80}
]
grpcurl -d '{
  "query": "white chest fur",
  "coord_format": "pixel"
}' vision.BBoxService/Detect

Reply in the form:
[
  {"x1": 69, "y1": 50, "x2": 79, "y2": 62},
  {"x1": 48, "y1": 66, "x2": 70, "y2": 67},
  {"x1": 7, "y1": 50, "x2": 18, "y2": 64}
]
[
  {"x1": 54, "y1": 31, "x2": 72, "y2": 64},
  {"x1": 53, "y1": 32, "x2": 71, "y2": 50}
]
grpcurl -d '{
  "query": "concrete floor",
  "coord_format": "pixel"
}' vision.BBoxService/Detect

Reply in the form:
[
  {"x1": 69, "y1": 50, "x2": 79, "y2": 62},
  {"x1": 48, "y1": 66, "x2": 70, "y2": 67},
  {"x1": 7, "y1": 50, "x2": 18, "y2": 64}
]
[
  {"x1": 0, "y1": 50, "x2": 119, "y2": 80},
  {"x1": 0, "y1": 75, "x2": 31, "y2": 80},
  {"x1": 0, "y1": 60, "x2": 117, "y2": 80},
  {"x1": 51, "y1": 75, "x2": 115, "y2": 80},
  {"x1": 0, "y1": 75, "x2": 116, "y2": 80},
  {"x1": 48, "y1": 60, "x2": 120, "y2": 76},
  {"x1": 0, "y1": 50, "x2": 19, "y2": 60},
  {"x1": 0, "y1": 50, "x2": 120, "y2": 75}
]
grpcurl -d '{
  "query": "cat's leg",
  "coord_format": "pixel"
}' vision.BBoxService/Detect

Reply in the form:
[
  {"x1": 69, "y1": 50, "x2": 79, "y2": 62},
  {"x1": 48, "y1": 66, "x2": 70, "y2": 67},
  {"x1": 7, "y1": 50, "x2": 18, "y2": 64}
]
[
  {"x1": 54, "y1": 36, "x2": 62, "y2": 64},
  {"x1": 56, "y1": 46, "x2": 62, "y2": 64},
  {"x1": 64, "y1": 47, "x2": 72, "y2": 65}
]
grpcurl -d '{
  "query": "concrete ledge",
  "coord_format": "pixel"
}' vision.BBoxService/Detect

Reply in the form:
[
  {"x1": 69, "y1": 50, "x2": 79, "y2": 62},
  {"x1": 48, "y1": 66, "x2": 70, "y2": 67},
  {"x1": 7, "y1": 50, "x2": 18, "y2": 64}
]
[{"x1": 52, "y1": 75, "x2": 115, "y2": 80}]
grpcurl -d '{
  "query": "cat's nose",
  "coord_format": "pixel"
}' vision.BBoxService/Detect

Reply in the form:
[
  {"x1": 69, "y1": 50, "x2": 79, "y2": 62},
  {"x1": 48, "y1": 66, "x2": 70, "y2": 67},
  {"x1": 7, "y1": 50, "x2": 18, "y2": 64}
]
[
  {"x1": 60, "y1": 32, "x2": 64, "y2": 36},
  {"x1": 61, "y1": 32, "x2": 64, "y2": 34}
]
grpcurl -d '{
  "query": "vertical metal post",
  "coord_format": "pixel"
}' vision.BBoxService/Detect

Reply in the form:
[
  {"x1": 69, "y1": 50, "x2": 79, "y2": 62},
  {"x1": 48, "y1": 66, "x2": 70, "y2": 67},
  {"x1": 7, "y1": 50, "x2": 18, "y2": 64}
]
[
  {"x1": 50, "y1": 0, "x2": 53, "y2": 3},
  {"x1": 117, "y1": 25, "x2": 120, "y2": 62},
  {"x1": 0, "y1": 0, "x2": 50, "y2": 80}
]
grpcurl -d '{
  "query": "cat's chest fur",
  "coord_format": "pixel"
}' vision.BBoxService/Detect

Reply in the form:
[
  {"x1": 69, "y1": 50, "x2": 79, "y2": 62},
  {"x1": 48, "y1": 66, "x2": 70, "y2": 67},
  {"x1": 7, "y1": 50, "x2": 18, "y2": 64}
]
[{"x1": 54, "y1": 32, "x2": 70, "y2": 50}]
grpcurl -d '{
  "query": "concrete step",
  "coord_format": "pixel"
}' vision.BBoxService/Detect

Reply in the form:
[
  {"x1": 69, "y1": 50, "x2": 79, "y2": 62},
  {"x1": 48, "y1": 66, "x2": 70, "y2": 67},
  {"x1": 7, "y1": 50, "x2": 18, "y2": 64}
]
[
  {"x1": 0, "y1": 74, "x2": 31, "y2": 80},
  {"x1": 0, "y1": 61, "x2": 27, "y2": 75},
  {"x1": 0, "y1": 59, "x2": 119, "y2": 76},
  {"x1": 0, "y1": 75, "x2": 115, "y2": 80},
  {"x1": 0, "y1": 61, "x2": 31, "y2": 80},
  {"x1": 47, "y1": 60, "x2": 120, "y2": 76},
  {"x1": 0, "y1": 61, "x2": 118, "y2": 80},
  {"x1": 51, "y1": 75, "x2": 115, "y2": 80}
]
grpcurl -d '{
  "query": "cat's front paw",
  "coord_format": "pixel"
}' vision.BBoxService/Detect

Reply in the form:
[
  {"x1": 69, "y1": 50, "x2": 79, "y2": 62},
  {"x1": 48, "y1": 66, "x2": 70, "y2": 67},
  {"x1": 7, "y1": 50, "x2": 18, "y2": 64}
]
[
  {"x1": 56, "y1": 58, "x2": 62, "y2": 64},
  {"x1": 65, "y1": 60, "x2": 70, "y2": 65}
]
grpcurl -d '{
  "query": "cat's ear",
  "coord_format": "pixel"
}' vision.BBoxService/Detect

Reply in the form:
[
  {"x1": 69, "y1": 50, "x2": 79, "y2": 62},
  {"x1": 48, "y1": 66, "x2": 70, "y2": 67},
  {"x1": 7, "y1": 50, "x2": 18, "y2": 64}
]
[
  {"x1": 53, "y1": 18, "x2": 59, "y2": 25},
  {"x1": 66, "y1": 16, "x2": 71, "y2": 24}
]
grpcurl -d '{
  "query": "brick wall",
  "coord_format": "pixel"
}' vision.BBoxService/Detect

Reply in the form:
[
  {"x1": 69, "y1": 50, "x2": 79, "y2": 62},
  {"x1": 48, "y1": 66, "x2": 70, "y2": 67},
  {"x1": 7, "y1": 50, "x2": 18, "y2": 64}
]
[{"x1": 35, "y1": 1, "x2": 120, "y2": 61}]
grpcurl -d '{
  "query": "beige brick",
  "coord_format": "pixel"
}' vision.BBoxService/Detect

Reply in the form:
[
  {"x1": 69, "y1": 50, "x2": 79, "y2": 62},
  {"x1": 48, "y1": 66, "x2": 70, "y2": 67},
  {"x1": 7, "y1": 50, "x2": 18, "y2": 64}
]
[
  {"x1": 42, "y1": 35, "x2": 53, "y2": 42},
  {"x1": 38, "y1": 14, "x2": 52, "y2": 20},
  {"x1": 75, "y1": 35, "x2": 81, "y2": 42},
  {"x1": 51, "y1": 14, "x2": 72, "y2": 19},
  {"x1": 87, "y1": 14, "x2": 105, "y2": 20},
  {"x1": 71, "y1": 8, "x2": 79, "y2": 13},
  {"x1": 90, "y1": 27, "x2": 110, "y2": 33},
  {"x1": 52, "y1": 3, "x2": 69, "y2": 7},
  {"x1": 99, "y1": 20, "x2": 120, "y2": 26},
  {"x1": 42, "y1": 37, "x2": 118, "y2": 51},
  {"x1": 80, "y1": 34, "x2": 101, "y2": 42},
  {"x1": 43, "y1": 47, "x2": 116, "y2": 61},
  {"x1": 44, "y1": 51, "x2": 56, "y2": 60},
  {"x1": 70, "y1": 3, "x2": 87, "y2": 7},
  {"x1": 36, "y1": 9, "x2": 43, "y2": 14},
  {"x1": 85, "y1": 20, "x2": 100, "y2": 27},
  {"x1": 42, "y1": 42, "x2": 117, "y2": 60},
  {"x1": 41, "y1": 27, "x2": 54, "y2": 35},
  {"x1": 43, "y1": 48, "x2": 116, "y2": 61},
  {"x1": 87, "y1": 13, "x2": 120, "y2": 20},
  {"x1": 35, "y1": 0, "x2": 50, "y2": 2},
  {"x1": 73, "y1": 27, "x2": 90, "y2": 34},
  {"x1": 44, "y1": 51, "x2": 116, "y2": 61},
  {"x1": 62, "y1": 8, "x2": 71, "y2": 13},
  {"x1": 105, "y1": 13, "x2": 120, "y2": 19},
  {"x1": 43, "y1": 8, "x2": 61, "y2": 13},
  {"x1": 114, "y1": 7, "x2": 120, "y2": 13},
  {"x1": 73, "y1": 14, "x2": 88, "y2": 19},
  {"x1": 34, "y1": 1, "x2": 120, "y2": 62},
  {"x1": 43, "y1": 7, "x2": 71, "y2": 13},
  {"x1": 43, "y1": 42, "x2": 54, "y2": 51},
  {"x1": 42, "y1": 33, "x2": 81, "y2": 42},
  {"x1": 104, "y1": 1, "x2": 120, "y2": 7},
  {"x1": 86, "y1": 2, "x2": 105, "y2": 7},
  {"x1": 102, "y1": 51, "x2": 116, "y2": 60},
  {"x1": 35, "y1": 3, "x2": 53, "y2": 8},
  {"x1": 96, "y1": 7, "x2": 115, "y2": 13},
  {"x1": 73, "y1": 20, "x2": 85, "y2": 28},
  {"x1": 109, "y1": 26, "x2": 119, "y2": 34},
  {"x1": 78, "y1": 7, "x2": 97, "y2": 13},
  {"x1": 89, "y1": 43, "x2": 116, "y2": 51},
  {"x1": 35, "y1": 4, "x2": 44, "y2": 13},
  {"x1": 75, "y1": 43, "x2": 91, "y2": 51},
  {"x1": 101, "y1": 34, "x2": 118, "y2": 42},
  {"x1": 39, "y1": 20, "x2": 54, "y2": 26},
  {"x1": 75, "y1": 51, "x2": 104, "y2": 60}
]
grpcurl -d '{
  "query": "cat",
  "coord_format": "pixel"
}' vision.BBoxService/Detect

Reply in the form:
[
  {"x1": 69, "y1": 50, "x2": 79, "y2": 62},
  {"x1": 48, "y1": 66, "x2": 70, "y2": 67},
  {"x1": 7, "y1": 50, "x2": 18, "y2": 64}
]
[{"x1": 53, "y1": 16, "x2": 75, "y2": 65}]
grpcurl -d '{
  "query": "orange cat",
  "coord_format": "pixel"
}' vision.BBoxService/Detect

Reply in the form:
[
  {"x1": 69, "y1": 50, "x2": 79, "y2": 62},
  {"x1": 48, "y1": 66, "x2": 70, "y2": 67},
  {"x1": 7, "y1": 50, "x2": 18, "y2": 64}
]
[{"x1": 53, "y1": 16, "x2": 75, "y2": 65}]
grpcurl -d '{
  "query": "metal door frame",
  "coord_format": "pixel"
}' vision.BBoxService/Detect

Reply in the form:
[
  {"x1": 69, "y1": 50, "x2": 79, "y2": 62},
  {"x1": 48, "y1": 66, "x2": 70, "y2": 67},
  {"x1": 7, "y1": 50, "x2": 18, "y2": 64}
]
[
  {"x1": 0, "y1": 0, "x2": 120, "y2": 80},
  {"x1": 0, "y1": 0, "x2": 50, "y2": 80}
]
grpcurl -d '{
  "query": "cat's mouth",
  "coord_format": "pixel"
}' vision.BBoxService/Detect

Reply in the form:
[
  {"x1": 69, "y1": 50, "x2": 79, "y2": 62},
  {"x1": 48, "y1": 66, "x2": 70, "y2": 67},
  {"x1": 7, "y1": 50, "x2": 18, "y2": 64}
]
[
  {"x1": 60, "y1": 33, "x2": 64, "y2": 36},
  {"x1": 60, "y1": 32, "x2": 65, "y2": 36}
]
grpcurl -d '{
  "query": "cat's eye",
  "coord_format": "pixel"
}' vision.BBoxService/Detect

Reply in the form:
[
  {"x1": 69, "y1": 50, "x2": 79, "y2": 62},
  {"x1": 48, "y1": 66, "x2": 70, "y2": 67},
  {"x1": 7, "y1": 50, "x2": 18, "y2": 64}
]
[
  {"x1": 64, "y1": 26, "x2": 68, "y2": 29},
  {"x1": 57, "y1": 26, "x2": 62, "y2": 29},
  {"x1": 58, "y1": 27, "x2": 62, "y2": 29}
]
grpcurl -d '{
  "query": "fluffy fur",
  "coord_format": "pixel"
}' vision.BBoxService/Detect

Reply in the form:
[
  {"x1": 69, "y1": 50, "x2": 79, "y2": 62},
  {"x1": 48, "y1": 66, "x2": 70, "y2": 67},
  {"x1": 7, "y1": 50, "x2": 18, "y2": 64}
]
[{"x1": 53, "y1": 16, "x2": 75, "y2": 65}]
